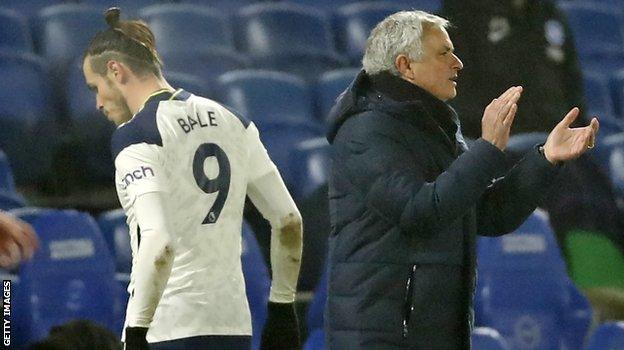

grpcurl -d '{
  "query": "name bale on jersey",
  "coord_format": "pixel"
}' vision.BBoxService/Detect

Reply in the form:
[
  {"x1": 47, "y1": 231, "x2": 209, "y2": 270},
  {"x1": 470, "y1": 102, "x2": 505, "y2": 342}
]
[
  {"x1": 177, "y1": 111, "x2": 217, "y2": 134},
  {"x1": 120, "y1": 165, "x2": 155, "y2": 190}
]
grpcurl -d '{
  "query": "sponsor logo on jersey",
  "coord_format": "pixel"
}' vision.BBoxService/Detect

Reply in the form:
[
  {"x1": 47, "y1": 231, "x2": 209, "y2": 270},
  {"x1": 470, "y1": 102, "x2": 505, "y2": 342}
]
[{"x1": 120, "y1": 166, "x2": 155, "y2": 189}]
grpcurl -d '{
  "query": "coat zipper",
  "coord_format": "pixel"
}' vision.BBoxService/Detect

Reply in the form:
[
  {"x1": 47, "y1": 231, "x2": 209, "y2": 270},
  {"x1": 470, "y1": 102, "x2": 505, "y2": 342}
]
[{"x1": 402, "y1": 264, "x2": 418, "y2": 338}]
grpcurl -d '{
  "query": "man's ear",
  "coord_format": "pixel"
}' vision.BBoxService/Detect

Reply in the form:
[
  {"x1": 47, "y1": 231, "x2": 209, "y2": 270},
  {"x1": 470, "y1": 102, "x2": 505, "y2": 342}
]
[
  {"x1": 395, "y1": 54, "x2": 414, "y2": 80},
  {"x1": 106, "y1": 60, "x2": 127, "y2": 84}
]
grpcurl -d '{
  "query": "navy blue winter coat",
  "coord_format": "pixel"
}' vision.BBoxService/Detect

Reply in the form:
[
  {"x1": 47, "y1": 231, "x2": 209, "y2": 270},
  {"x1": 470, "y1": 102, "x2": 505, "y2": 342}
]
[{"x1": 325, "y1": 71, "x2": 559, "y2": 349}]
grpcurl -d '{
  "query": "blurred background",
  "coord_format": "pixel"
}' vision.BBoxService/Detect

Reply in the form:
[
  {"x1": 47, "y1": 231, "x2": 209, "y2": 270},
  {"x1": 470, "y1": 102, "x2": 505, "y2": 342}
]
[{"x1": 0, "y1": 0, "x2": 623, "y2": 349}]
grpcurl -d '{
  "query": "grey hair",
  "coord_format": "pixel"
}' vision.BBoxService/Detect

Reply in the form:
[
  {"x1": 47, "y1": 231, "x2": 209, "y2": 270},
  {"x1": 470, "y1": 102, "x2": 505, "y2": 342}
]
[{"x1": 362, "y1": 10, "x2": 450, "y2": 76}]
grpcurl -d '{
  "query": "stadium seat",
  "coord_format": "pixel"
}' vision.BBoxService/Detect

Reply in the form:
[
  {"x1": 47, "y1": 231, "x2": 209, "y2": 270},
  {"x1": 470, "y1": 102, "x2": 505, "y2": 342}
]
[
  {"x1": 1, "y1": 0, "x2": 64, "y2": 19},
  {"x1": 608, "y1": 139, "x2": 624, "y2": 196},
  {"x1": 179, "y1": 0, "x2": 260, "y2": 14},
  {"x1": 475, "y1": 210, "x2": 593, "y2": 350},
  {"x1": 0, "y1": 50, "x2": 58, "y2": 185},
  {"x1": 315, "y1": 68, "x2": 359, "y2": 122},
  {"x1": 289, "y1": 138, "x2": 330, "y2": 200},
  {"x1": 166, "y1": 71, "x2": 211, "y2": 97},
  {"x1": 303, "y1": 328, "x2": 325, "y2": 350},
  {"x1": 585, "y1": 321, "x2": 624, "y2": 350},
  {"x1": 97, "y1": 209, "x2": 132, "y2": 274},
  {"x1": 236, "y1": 3, "x2": 347, "y2": 80},
  {"x1": 0, "y1": 150, "x2": 17, "y2": 194},
  {"x1": 139, "y1": 4, "x2": 234, "y2": 55},
  {"x1": 241, "y1": 222, "x2": 270, "y2": 350},
  {"x1": 113, "y1": 272, "x2": 130, "y2": 335},
  {"x1": 37, "y1": 4, "x2": 105, "y2": 78},
  {"x1": 238, "y1": 3, "x2": 334, "y2": 54},
  {"x1": 609, "y1": 68, "x2": 624, "y2": 117},
  {"x1": 81, "y1": 0, "x2": 163, "y2": 17},
  {"x1": 306, "y1": 266, "x2": 328, "y2": 332},
  {"x1": 160, "y1": 49, "x2": 249, "y2": 86},
  {"x1": 0, "y1": 9, "x2": 33, "y2": 53},
  {"x1": 558, "y1": 2, "x2": 624, "y2": 72},
  {"x1": 216, "y1": 70, "x2": 319, "y2": 128},
  {"x1": 471, "y1": 327, "x2": 510, "y2": 350},
  {"x1": 262, "y1": 124, "x2": 322, "y2": 189},
  {"x1": 583, "y1": 71, "x2": 615, "y2": 117},
  {"x1": 66, "y1": 60, "x2": 116, "y2": 183},
  {"x1": 9, "y1": 208, "x2": 116, "y2": 345},
  {"x1": 0, "y1": 191, "x2": 25, "y2": 211},
  {"x1": 334, "y1": 2, "x2": 405, "y2": 64}
]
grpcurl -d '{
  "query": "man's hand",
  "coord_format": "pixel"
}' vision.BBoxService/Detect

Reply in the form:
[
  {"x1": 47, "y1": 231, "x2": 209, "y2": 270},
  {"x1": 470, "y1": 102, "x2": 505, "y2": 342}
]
[
  {"x1": 0, "y1": 213, "x2": 38, "y2": 268},
  {"x1": 125, "y1": 327, "x2": 149, "y2": 350},
  {"x1": 543, "y1": 107, "x2": 599, "y2": 164},
  {"x1": 261, "y1": 302, "x2": 300, "y2": 350},
  {"x1": 481, "y1": 86, "x2": 523, "y2": 150}
]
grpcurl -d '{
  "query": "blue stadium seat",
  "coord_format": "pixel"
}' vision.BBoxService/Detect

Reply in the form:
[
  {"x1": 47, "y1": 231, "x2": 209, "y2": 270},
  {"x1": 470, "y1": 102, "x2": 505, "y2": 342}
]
[
  {"x1": 0, "y1": 150, "x2": 17, "y2": 194},
  {"x1": 0, "y1": 191, "x2": 25, "y2": 211},
  {"x1": 139, "y1": 4, "x2": 234, "y2": 55},
  {"x1": 609, "y1": 68, "x2": 624, "y2": 117},
  {"x1": 113, "y1": 272, "x2": 130, "y2": 335},
  {"x1": 160, "y1": 49, "x2": 249, "y2": 86},
  {"x1": 0, "y1": 9, "x2": 33, "y2": 53},
  {"x1": 1, "y1": 0, "x2": 64, "y2": 19},
  {"x1": 315, "y1": 68, "x2": 359, "y2": 122},
  {"x1": 334, "y1": 2, "x2": 405, "y2": 64},
  {"x1": 9, "y1": 208, "x2": 116, "y2": 345},
  {"x1": 475, "y1": 210, "x2": 592, "y2": 350},
  {"x1": 66, "y1": 60, "x2": 116, "y2": 182},
  {"x1": 583, "y1": 71, "x2": 615, "y2": 116},
  {"x1": 306, "y1": 266, "x2": 328, "y2": 332},
  {"x1": 37, "y1": 4, "x2": 105, "y2": 78},
  {"x1": 241, "y1": 222, "x2": 270, "y2": 350},
  {"x1": 166, "y1": 71, "x2": 211, "y2": 97},
  {"x1": 586, "y1": 321, "x2": 624, "y2": 350},
  {"x1": 236, "y1": 3, "x2": 347, "y2": 80},
  {"x1": 179, "y1": 0, "x2": 260, "y2": 14},
  {"x1": 216, "y1": 70, "x2": 319, "y2": 128},
  {"x1": 608, "y1": 139, "x2": 624, "y2": 196},
  {"x1": 558, "y1": 2, "x2": 624, "y2": 72},
  {"x1": 471, "y1": 327, "x2": 510, "y2": 350},
  {"x1": 303, "y1": 328, "x2": 325, "y2": 350},
  {"x1": 289, "y1": 138, "x2": 330, "y2": 200},
  {"x1": 261, "y1": 124, "x2": 322, "y2": 188},
  {"x1": 0, "y1": 50, "x2": 58, "y2": 185},
  {"x1": 81, "y1": 0, "x2": 164, "y2": 17},
  {"x1": 97, "y1": 209, "x2": 132, "y2": 274}
]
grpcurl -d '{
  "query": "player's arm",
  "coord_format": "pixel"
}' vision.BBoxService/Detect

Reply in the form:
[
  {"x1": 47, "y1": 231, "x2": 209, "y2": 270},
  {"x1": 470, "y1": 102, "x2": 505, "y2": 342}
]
[
  {"x1": 115, "y1": 147, "x2": 175, "y2": 350},
  {"x1": 125, "y1": 191, "x2": 174, "y2": 349},
  {"x1": 244, "y1": 123, "x2": 302, "y2": 350}
]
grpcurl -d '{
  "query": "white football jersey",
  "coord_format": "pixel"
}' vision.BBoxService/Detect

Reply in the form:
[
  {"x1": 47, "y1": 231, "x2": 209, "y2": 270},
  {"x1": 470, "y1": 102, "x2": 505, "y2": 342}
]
[{"x1": 112, "y1": 89, "x2": 277, "y2": 342}]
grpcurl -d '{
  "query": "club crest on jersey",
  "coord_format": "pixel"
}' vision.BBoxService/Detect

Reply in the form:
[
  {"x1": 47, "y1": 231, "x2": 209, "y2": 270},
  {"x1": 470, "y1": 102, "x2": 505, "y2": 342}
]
[{"x1": 119, "y1": 166, "x2": 155, "y2": 189}]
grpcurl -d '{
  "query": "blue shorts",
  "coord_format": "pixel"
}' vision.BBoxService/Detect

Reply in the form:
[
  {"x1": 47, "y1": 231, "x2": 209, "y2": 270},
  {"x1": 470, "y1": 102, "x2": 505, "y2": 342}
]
[{"x1": 149, "y1": 335, "x2": 251, "y2": 350}]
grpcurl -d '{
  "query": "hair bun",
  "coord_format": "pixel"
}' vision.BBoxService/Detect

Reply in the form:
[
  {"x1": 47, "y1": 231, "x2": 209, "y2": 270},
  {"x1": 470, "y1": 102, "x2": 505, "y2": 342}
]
[{"x1": 104, "y1": 7, "x2": 121, "y2": 28}]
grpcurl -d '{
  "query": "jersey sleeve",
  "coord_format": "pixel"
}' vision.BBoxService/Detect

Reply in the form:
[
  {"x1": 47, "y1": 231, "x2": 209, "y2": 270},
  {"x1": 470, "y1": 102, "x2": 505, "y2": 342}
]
[
  {"x1": 115, "y1": 143, "x2": 167, "y2": 204},
  {"x1": 245, "y1": 122, "x2": 279, "y2": 183}
]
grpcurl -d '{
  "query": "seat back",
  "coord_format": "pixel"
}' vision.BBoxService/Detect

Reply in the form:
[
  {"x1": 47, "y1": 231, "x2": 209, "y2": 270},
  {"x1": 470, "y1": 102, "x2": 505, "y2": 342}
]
[
  {"x1": 241, "y1": 222, "x2": 270, "y2": 350},
  {"x1": 476, "y1": 210, "x2": 591, "y2": 350},
  {"x1": 97, "y1": 209, "x2": 132, "y2": 274},
  {"x1": 471, "y1": 327, "x2": 511, "y2": 350},
  {"x1": 10, "y1": 208, "x2": 116, "y2": 343},
  {"x1": 586, "y1": 321, "x2": 624, "y2": 350}
]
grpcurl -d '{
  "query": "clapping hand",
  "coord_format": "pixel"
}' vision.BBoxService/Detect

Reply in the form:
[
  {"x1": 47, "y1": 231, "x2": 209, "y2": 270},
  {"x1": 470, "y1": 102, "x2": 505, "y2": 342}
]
[
  {"x1": 543, "y1": 107, "x2": 599, "y2": 164},
  {"x1": 481, "y1": 86, "x2": 523, "y2": 150}
]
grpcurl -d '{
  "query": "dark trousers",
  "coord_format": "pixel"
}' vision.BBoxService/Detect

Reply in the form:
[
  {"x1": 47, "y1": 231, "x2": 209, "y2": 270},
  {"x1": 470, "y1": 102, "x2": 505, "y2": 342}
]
[{"x1": 150, "y1": 335, "x2": 251, "y2": 350}]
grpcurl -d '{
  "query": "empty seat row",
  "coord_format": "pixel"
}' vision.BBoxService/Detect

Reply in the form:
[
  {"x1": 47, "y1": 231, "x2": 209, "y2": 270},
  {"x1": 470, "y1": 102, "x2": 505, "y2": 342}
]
[{"x1": 0, "y1": 2, "x2": 442, "y2": 74}]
